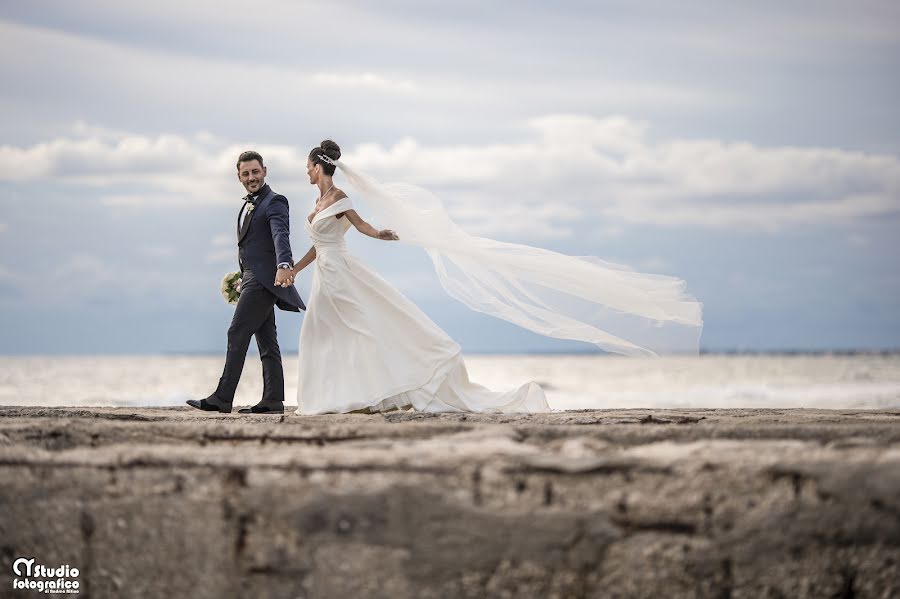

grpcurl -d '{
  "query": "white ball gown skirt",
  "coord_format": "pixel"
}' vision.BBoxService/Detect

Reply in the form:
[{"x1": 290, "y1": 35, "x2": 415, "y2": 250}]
[{"x1": 295, "y1": 198, "x2": 549, "y2": 415}]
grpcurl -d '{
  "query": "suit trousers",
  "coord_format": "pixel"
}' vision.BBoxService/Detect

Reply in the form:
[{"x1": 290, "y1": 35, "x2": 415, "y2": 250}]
[{"x1": 214, "y1": 268, "x2": 284, "y2": 404}]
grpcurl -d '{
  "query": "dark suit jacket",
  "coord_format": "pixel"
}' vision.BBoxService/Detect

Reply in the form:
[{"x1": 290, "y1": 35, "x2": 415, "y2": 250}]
[{"x1": 237, "y1": 184, "x2": 305, "y2": 312}]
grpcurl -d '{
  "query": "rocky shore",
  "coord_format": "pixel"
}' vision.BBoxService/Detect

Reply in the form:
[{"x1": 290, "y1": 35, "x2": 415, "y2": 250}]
[{"x1": 1, "y1": 406, "x2": 898, "y2": 598}]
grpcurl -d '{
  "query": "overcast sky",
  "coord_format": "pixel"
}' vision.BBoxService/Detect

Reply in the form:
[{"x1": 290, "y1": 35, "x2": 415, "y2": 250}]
[{"x1": 1, "y1": 0, "x2": 898, "y2": 354}]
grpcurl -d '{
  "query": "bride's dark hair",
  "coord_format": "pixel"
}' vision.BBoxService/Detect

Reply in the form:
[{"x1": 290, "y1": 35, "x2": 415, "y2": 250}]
[{"x1": 309, "y1": 140, "x2": 341, "y2": 176}]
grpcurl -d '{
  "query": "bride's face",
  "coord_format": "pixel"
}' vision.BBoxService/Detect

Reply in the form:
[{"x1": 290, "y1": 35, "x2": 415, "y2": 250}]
[{"x1": 306, "y1": 159, "x2": 319, "y2": 185}]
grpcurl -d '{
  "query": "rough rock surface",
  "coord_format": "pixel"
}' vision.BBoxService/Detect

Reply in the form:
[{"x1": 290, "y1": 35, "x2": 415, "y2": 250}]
[{"x1": 1, "y1": 406, "x2": 898, "y2": 598}]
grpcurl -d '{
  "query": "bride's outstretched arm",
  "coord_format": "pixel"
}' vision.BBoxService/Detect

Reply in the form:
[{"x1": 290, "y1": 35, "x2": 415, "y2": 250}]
[
  {"x1": 292, "y1": 246, "x2": 317, "y2": 275},
  {"x1": 343, "y1": 209, "x2": 399, "y2": 241}
]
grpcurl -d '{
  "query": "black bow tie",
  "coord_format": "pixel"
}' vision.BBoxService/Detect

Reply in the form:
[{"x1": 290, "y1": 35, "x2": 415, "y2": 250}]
[{"x1": 245, "y1": 194, "x2": 258, "y2": 204}]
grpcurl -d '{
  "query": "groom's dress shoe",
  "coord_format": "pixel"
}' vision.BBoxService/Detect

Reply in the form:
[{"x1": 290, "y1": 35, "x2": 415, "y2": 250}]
[
  {"x1": 186, "y1": 395, "x2": 233, "y2": 414},
  {"x1": 238, "y1": 400, "x2": 285, "y2": 414}
]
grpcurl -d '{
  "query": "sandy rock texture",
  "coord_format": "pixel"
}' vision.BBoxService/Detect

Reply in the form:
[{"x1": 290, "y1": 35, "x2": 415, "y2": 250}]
[{"x1": 1, "y1": 406, "x2": 898, "y2": 598}]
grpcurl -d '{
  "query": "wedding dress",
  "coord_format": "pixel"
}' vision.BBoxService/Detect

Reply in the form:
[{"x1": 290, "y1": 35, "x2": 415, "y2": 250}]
[
  {"x1": 295, "y1": 197, "x2": 550, "y2": 415},
  {"x1": 296, "y1": 161, "x2": 703, "y2": 415}
]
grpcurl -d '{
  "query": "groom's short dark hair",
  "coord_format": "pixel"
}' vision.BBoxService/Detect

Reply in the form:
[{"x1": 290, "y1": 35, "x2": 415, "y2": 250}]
[{"x1": 236, "y1": 150, "x2": 264, "y2": 170}]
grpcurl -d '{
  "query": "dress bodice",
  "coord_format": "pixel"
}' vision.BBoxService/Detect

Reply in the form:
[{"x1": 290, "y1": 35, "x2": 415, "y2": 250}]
[{"x1": 305, "y1": 197, "x2": 353, "y2": 252}]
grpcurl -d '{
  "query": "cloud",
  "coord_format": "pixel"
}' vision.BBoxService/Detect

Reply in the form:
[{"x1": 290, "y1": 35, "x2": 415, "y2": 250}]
[
  {"x1": 0, "y1": 223, "x2": 8, "y2": 233},
  {"x1": 311, "y1": 72, "x2": 417, "y2": 93},
  {"x1": 0, "y1": 126, "x2": 219, "y2": 181},
  {"x1": 1, "y1": 115, "x2": 898, "y2": 236},
  {"x1": 348, "y1": 115, "x2": 900, "y2": 232},
  {"x1": 610, "y1": 1, "x2": 900, "y2": 63},
  {"x1": 0, "y1": 16, "x2": 748, "y2": 152},
  {"x1": 445, "y1": 195, "x2": 582, "y2": 240},
  {"x1": 0, "y1": 19, "x2": 431, "y2": 141}
]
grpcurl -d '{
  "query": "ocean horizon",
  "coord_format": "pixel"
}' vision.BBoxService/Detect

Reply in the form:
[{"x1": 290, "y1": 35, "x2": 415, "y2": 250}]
[{"x1": 2, "y1": 353, "x2": 898, "y2": 412}]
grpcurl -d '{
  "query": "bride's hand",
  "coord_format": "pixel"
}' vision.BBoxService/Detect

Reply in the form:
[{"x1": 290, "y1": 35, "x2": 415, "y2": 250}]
[
  {"x1": 274, "y1": 269, "x2": 294, "y2": 288},
  {"x1": 377, "y1": 229, "x2": 399, "y2": 241}
]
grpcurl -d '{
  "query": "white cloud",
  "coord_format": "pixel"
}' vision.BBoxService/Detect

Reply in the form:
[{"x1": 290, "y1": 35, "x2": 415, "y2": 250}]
[
  {"x1": 311, "y1": 72, "x2": 417, "y2": 93},
  {"x1": 1, "y1": 115, "x2": 898, "y2": 236},
  {"x1": 346, "y1": 115, "x2": 900, "y2": 231},
  {"x1": 0, "y1": 19, "x2": 431, "y2": 139},
  {"x1": 0, "y1": 223, "x2": 8, "y2": 233},
  {"x1": 0, "y1": 16, "x2": 745, "y2": 151},
  {"x1": 445, "y1": 194, "x2": 582, "y2": 240},
  {"x1": 0, "y1": 129, "x2": 217, "y2": 181},
  {"x1": 618, "y1": 2, "x2": 900, "y2": 63}
]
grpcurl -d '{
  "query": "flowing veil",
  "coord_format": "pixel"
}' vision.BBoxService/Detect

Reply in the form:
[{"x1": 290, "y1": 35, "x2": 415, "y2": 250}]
[{"x1": 334, "y1": 160, "x2": 703, "y2": 357}]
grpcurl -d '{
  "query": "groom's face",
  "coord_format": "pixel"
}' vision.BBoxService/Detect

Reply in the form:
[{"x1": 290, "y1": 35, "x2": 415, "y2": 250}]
[{"x1": 237, "y1": 159, "x2": 267, "y2": 195}]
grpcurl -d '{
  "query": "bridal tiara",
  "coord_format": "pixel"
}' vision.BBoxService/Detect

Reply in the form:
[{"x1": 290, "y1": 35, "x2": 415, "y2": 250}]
[{"x1": 317, "y1": 154, "x2": 336, "y2": 165}]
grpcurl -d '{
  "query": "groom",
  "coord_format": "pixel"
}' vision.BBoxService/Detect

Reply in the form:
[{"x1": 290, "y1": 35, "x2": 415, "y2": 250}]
[{"x1": 188, "y1": 151, "x2": 305, "y2": 415}]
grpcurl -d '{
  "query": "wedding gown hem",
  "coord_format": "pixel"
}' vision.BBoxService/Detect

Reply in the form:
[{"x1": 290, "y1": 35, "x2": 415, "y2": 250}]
[{"x1": 296, "y1": 349, "x2": 461, "y2": 415}]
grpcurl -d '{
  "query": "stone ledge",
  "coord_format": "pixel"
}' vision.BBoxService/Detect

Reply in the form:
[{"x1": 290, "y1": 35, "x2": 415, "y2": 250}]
[{"x1": 0, "y1": 407, "x2": 898, "y2": 598}]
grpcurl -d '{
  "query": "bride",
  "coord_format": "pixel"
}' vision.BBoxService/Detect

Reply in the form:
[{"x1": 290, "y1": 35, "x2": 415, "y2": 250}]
[{"x1": 289, "y1": 140, "x2": 703, "y2": 415}]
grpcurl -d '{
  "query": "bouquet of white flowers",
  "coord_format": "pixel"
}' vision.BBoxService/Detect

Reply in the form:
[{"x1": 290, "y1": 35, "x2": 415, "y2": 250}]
[{"x1": 220, "y1": 271, "x2": 241, "y2": 305}]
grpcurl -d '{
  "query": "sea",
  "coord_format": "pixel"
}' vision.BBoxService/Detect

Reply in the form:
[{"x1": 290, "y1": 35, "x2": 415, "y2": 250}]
[{"x1": 1, "y1": 353, "x2": 898, "y2": 411}]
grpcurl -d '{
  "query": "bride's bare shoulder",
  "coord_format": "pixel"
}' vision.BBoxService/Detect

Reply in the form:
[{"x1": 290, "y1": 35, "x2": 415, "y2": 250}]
[{"x1": 330, "y1": 189, "x2": 351, "y2": 218}]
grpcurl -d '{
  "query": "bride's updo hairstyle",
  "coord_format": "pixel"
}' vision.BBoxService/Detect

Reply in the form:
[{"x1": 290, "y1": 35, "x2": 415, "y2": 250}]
[{"x1": 309, "y1": 140, "x2": 341, "y2": 176}]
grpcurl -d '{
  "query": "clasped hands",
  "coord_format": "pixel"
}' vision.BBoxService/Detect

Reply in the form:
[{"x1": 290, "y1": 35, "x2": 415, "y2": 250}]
[{"x1": 275, "y1": 268, "x2": 295, "y2": 288}]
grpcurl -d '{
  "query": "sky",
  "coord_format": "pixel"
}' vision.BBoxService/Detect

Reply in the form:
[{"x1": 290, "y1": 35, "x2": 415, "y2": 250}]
[{"x1": 0, "y1": 0, "x2": 898, "y2": 354}]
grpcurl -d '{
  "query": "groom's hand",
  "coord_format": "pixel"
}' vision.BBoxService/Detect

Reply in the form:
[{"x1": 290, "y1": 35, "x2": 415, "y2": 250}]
[{"x1": 275, "y1": 269, "x2": 294, "y2": 288}]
